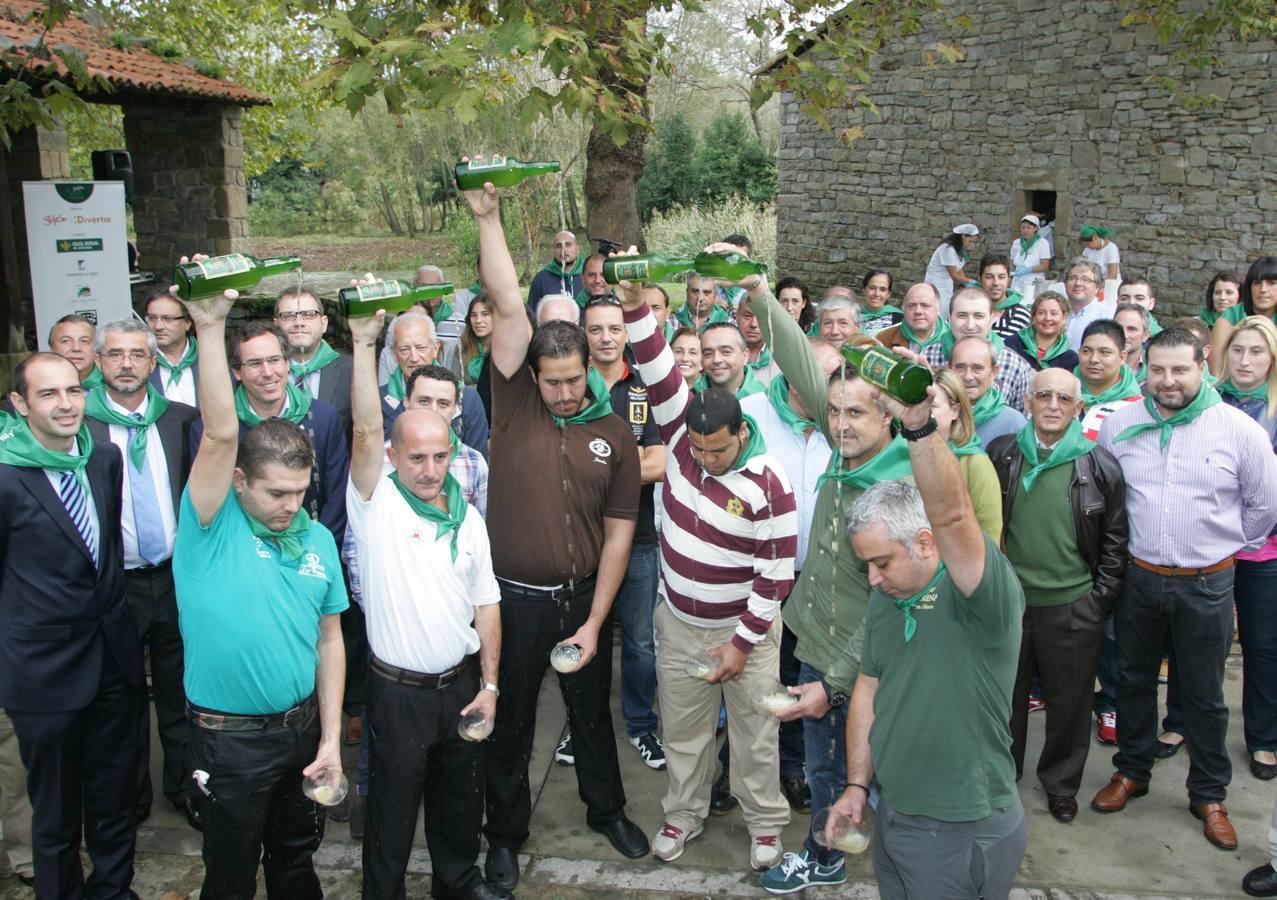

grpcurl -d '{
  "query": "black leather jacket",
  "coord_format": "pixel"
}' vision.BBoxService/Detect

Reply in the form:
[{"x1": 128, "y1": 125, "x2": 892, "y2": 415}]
[{"x1": 986, "y1": 434, "x2": 1129, "y2": 613}]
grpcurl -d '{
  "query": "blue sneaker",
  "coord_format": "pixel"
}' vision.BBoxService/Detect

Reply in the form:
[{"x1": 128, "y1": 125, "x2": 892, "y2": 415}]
[{"x1": 759, "y1": 849, "x2": 847, "y2": 894}]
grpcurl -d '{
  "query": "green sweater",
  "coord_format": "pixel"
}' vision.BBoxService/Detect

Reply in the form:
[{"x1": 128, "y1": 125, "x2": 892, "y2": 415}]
[{"x1": 1003, "y1": 462, "x2": 1092, "y2": 606}]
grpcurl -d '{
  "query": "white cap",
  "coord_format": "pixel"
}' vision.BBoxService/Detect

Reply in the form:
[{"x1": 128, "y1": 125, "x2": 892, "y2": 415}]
[
  {"x1": 1020, "y1": 214, "x2": 1041, "y2": 227},
  {"x1": 952, "y1": 223, "x2": 979, "y2": 236}
]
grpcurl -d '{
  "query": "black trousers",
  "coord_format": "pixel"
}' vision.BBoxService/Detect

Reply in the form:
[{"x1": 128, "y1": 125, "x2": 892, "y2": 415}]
[
  {"x1": 10, "y1": 648, "x2": 142, "y2": 900},
  {"x1": 484, "y1": 580, "x2": 626, "y2": 848},
  {"x1": 341, "y1": 582, "x2": 367, "y2": 718},
  {"x1": 363, "y1": 659, "x2": 484, "y2": 899},
  {"x1": 1009, "y1": 595, "x2": 1105, "y2": 797},
  {"x1": 125, "y1": 563, "x2": 188, "y2": 810},
  {"x1": 189, "y1": 700, "x2": 324, "y2": 900}
]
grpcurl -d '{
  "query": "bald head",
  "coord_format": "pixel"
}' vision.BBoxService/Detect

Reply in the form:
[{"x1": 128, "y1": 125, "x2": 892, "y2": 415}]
[
  {"x1": 1026, "y1": 367, "x2": 1083, "y2": 443},
  {"x1": 388, "y1": 408, "x2": 454, "y2": 505},
  {"x1": 552, "y1": 231, "x2": 579, "y2": 268},
  {"x1": 390, "y1": 407, "x2": 451, "y2": 451},
  {"x1": 537, "y1": 295, "x2": 581, "y2": 326},
  {"x1": 901, "y1": 283, "x2": 940, "y2": 336}
]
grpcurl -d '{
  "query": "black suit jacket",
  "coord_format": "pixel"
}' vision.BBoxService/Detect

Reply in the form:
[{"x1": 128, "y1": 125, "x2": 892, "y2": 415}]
[
  {"x1": 148, "y1": 360, "x2": 200, "y2": 405},
  {"x1": 315, "y1": 353, "x2": 353, "y2": 440},
  {"x1": 0, "y1": 441, "x2": 144, "y2": 712},
  {"x1": 85, "y1": 399, "x2": 199, "y2": 513}
]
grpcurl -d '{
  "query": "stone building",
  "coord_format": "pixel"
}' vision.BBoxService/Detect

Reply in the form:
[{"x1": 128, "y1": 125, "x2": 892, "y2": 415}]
[
  {"x1": 0, "y1": 0, "x2": 267, "y2": 350},
  {"x1": 767, "y1": 0, "x2": 1277, "y2": 313}
]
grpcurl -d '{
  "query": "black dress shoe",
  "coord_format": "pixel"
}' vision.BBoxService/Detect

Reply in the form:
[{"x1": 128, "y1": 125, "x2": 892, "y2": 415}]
[
  {"x1": 484, "y1": 847, "x2": 519, "y2": 891},
  {"x1": 1252, "y1": 756, "x2": 1277, "y2": 781},
  {"x1": 591, "y1": 816, "x2": 650, "y2": 858},
  {"x1": 177, "y1": 798, "x2": 203, "y2": 832},
  {"x1": 1047, "y1": 794, "x2": 1078, "y2": 823},
  {"x1": 1245, "y1": 863, "x2": 1277, "y2": 897},
  {"x1": 710, "y1": 768, "x2": 738, "y2": 816},
  {"x1": 1154, "y1": 736, "x2": 1184, "y2": 760},
  {"x1": 431, "y1": 876, "x2": 514, "y2": 900},
  {"x1": 780, "y1": 775, "x2": 812, "y2": 813}
]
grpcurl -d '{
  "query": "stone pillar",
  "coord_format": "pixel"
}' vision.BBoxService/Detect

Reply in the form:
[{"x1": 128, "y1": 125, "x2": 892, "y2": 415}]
[
  {"x1": 122, "y1": 98, "x2": 248, "y2": 274},
  {"x1": 0, "y1": 120, "x2": 71, "y2": 348}
]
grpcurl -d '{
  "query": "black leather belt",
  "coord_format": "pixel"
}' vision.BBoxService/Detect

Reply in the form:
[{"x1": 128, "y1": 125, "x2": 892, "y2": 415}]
[
  {"x1": 127, "y1": 559, "x2": 172, "y2": 573},
  {"x1": 188, "y1": 694, "x2": 315, "y2": 732},
  {"x1": 372, "y1": 655, "x2": 468, "y2": 689},
  {"x1": 496, "y1": 573, "x2": 596, "y2": 601}
]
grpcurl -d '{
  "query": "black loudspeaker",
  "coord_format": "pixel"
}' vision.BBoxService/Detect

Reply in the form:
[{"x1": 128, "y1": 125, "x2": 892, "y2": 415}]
[{"x1": 91, "y1": 150, "x2": 134, "y2": 201}]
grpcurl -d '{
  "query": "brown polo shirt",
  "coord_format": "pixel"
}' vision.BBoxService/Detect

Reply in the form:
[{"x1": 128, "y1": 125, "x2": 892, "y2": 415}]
[{"x1": 486, "y1": 359, "x2": 640, "y2": 585}]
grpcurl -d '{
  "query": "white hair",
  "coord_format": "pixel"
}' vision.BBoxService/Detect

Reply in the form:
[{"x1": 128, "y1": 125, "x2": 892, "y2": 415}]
[
  {"x1": 388, "y1": 311, "x2": 437, "y2": 348},
  {"x1": 846, "y1": 479, "x2": 930, "y2": 553},
  {"x1": 818, "y1": 295, "x2": 862, "y2": 326},
  {"x1": 96, "y1": 318, "x2": 158, "y2": 356},
  {"x1": 537, "y1": 294, "x2": 580, "y2": 325},
  {"x1": 415, "y1": 264, "x2": 445, "y2": 281}
]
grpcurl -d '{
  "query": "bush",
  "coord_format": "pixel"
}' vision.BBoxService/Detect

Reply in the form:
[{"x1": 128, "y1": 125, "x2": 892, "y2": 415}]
[
  {"x1": 440, "y1": 211, "x2": 479, "y2": 273},
  {"x1": 643, "y1": 197, "x2": 776, "y2": 273}
]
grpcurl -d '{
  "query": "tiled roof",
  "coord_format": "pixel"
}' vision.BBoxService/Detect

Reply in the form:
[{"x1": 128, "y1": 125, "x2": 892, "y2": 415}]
[{"x1": 0, "y1": 0, "x2": 269, "y2": 106}]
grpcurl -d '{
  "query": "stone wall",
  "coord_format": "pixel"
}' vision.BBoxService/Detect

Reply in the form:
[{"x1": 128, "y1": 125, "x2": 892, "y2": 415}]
[
  {"x1": 775, "y1": 0, "x2": 1277, "y2": 315},
  {"x1": 123, "y1": 97, "x2": 248, "y2": 274}
]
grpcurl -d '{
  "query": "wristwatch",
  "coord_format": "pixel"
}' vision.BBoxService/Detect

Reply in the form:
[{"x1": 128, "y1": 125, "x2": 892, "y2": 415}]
[
  {"x1": 821, "y1": 679, "x2": 849, "y2": 709},
  {"x1": 481, "y1": 682, "x2": 500, "y2": 696},
  {"x1": 899, "y1": 416, "x2": 938, "y2": 442}
]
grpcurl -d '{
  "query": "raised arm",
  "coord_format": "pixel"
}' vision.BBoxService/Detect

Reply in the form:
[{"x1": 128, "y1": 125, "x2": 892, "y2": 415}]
[
  {"x1": 460, "y1": 159, "x2": 529, "y2": 379},
  {"x1": 616, "y1": 270, "x2": 690, "y2": 441},
  {"x1": 740, "y1": 279, "x2": 832, "y2": 441},
  {"x1": 876, "y1": 375, "x2": 986, "y2": 596},
  {"x1": 349, "y1": 311, "x2": 388, "y2": 501},
  {"x1": 184, "y1": 269, "x2": 239, "y2": 526}
]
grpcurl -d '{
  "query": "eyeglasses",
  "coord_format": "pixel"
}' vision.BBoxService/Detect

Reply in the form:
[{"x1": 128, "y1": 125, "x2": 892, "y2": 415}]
[
  {"x1": 1066, "y1": 275, "x2": 1097, "y2": 284},
  {"x1": 145, "y1": 314, "x2": 186, "y2": 325},
  {"x1": 103, "y1": 349, "x2": 152, "y2": 363},
  {"x1": 1031, "y1": 389, "x2": 1076, "y2": 406},
  {"x1": 276, "y1": 309, "x2": 323, "y2": 321},
  {"x1": 240, "y1": 355, "x2": 287, "y2": 371}
]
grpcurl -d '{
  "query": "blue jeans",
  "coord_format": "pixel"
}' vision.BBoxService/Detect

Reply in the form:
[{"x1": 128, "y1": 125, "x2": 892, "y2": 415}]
[
  {"x1": 1093, "y1": 614, "x2": 1119, "y2": 716},
  {"x1": 614, "y1": 541, "x2": 660, "y2": 737},
  {"x1": 798, "y1": 662, "x2": 847, "y2": 866}
]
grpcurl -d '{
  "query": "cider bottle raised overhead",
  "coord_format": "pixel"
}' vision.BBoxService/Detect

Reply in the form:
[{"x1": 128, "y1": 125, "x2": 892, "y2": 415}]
[
  {"x1": 454, "y1": 156, "x2": 561, "y2": 190},
  {"x1": 173, "y1": 253, "x2": 301, "y2": 300},
  {"x1": 602, "y1": 253, "x2": 697, "y2": 285},
  {"x1": 692, "y1": 251, "x2": 767, "y2": 281},
  {"x1": 337, "y1": 280, "x2": 454, "y2": 318},
  {"x1": 839, "y1": 343, "x2": 933, "y2": 405}
]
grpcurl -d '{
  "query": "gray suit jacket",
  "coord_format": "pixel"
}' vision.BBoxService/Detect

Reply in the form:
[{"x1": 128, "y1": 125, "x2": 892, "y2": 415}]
[{"x1": 316, "y1": 353, "x2": 353, "y2": 440}]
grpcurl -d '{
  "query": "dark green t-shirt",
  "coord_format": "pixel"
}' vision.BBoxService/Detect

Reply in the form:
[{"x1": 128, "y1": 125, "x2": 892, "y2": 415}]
[{"x1": 861, "y1": 535, "x2": 1025, "y2": 821}]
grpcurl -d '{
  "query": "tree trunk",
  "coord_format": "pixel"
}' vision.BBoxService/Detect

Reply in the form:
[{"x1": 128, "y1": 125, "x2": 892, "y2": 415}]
[
  {"x1": 379, "y1": 182, "x2": 403, "y2": 236},
  {"x1": 403, "y1": 201, "x2": 417, "y2": 238}
]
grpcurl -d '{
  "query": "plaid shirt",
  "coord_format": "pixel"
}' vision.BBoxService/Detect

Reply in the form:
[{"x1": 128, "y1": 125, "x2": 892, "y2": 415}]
[
  {"x1": 342, "y1": 441, "x2": 489, "y2": 603},
  {"x1": 923, "y1": 339, "x2": 1035, "y2": 413}
]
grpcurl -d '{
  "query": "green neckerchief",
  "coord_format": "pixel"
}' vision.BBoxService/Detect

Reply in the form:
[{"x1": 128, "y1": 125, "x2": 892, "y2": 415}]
[
  {"x1": 1015, "y1": 419, "x2": 1093, "y2": 492},
  {"x1": 1016, "y1": 324, "x2": 1070, "y2": 364},
  {"x1": 676, "y1": 303, "x2": 730, "y2": 331},
  {"x1": 1075, "y1": 364, "x2": 1140, "y2": 407},
  {"x1": 467, "y1": 280, "x2": 481, "y2": 295},
  {"x1": 432, "y1": 297, "x2": 454, "y2": 323},
  {"x1": 1115, "y1": 384, "x2": 1223, "y2": 451},
  {"x1": 234, "y1": 380, "x2": 312, "y2": 427},
  {"x1": 0, "y1": 417, "x2": 93, "y2": 493},
  {"x1": 971, "y1": 387, "x2": 1007, "y2": 427},
  {"x1": 746, "y1": 345, "x2": 773, "y2": 372},
  {"x1": 388, "y1": 430, "x2": 465, "y2": 561},
  {"x1": 1147, "y1": 313, "x2": 1163, "y2": 337},
  {"x1": 290, "y1": 340, "x2": 341, "y2": 384},
  {"x1": 768, "y1": 375, "x2": 816, "y2": 435},
  {"x1": 895, "y1": 562, "x2": 947, "y2": 642},
  {"x1": 544, "y1": 255, "x2": 585, "y2": 279},
  {"x1": 730, "y1": 414, "x2": 766, "y2": 471},
  {"x1": 940, "y1": 328, "x2": 1004, "y2": 361},
  {"x1": 1017, "y1": 233, "x2": 1041, "y2": 257},
  {"x1": 949, "y1": 434, "x2": 983, "y2": 456},
  {"x1": 862, "y1": 304, "x2": 903, "y2": 321},
  {"x1": 1199, "y1": 307, "x2": 1222, "y2": 328},
  {"x1": 245, "y1": 505, "x2": 313, "y2": 562},
  {"x1": 465, "y1": 344, "x2": 489, "y2": 383},
  {"x1": 694, "y1": 366, "x2": 765, "y2": 399},
  {"x1": 1218, "y1": 378, "x2": 1270, "y2": 401},
  {"x1": 552, "y1": 367, "x2": 613, "y2": 428},
  {"x1": 806, "y1": 321, "x2": 821, "y2": 337},
  {"x1": 899, "y1": 317, "x2": 951, "y2": 349},
  {"x1": 1079, "y1": 224, "x2": 1114, "y2": 241},
  {"x1": 386, "y1": 368, "x2": 407, "y2": 402},
  {"x1": 83, "y1": 385, "x2": 170, "y2": 470},
  {"x1": 157, "y1": 337, "x2": 198, "y2": 386},
  {"x1": 1132, "y1": 361, "x2": 1147, "y2": 383},
  {"x1": 81, "y1": 367, "x2": 103, "y2": 390},
  {"x1": 995, "y1": 289, "x2": 1024, "y2": 312},
  {"x1": 815, "y1": 434, "x2": 912, "y2": 492}
]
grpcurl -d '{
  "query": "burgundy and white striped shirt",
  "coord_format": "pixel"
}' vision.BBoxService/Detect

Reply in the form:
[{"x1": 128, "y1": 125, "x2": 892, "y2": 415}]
[{"x1": 623, "y1": 304, "x2": 797, "y2": 651}]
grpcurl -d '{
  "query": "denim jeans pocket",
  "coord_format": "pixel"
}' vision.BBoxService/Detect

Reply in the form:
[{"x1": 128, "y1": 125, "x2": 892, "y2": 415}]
[{"x1": 1197, "y1": 568, "x2": 1235, "y2": 601}]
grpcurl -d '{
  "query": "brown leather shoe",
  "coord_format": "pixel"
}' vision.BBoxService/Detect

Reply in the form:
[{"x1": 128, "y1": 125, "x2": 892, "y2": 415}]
[
  {"x1": 1090, "y1": 772, "x2": 1148, "y2": 812},
  {"x1": 1191, "y1": 802, "x2": 1238, "y2": 850},
  {"x1": 1048, "y1": 794, "x2": 1078, "y2": 823}
]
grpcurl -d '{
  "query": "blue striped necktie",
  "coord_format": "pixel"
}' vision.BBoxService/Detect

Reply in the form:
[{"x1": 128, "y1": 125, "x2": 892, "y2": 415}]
[{"x1": 58, "y1": 470, "x2": 98, "y2": 567}]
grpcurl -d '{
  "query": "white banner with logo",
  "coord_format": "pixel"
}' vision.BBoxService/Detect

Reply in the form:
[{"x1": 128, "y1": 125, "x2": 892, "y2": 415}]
[{"x1": 23, "y1": 180, "x2": 131, "y2": 349}]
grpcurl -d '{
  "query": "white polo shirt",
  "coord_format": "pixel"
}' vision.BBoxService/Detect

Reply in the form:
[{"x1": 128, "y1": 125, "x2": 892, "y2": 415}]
[{"x1": 347, "y1": 475, "x2": 499, "y2": 674}]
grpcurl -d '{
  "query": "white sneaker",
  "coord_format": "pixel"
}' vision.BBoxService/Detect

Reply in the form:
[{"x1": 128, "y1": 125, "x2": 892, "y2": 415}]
[
  {"x1": 751, "y1": 834, "x2": 783, "y2": 870},
  {"x1": 652, "y1": 821, "x2": 702, "y2": 862}
]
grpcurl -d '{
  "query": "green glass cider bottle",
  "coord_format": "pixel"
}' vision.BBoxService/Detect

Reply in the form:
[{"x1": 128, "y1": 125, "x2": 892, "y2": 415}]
[
  {"x1": 839, "y1": 343, "x2": 933, "y2": 405},
  {"x1": 692, "y1": 251, "x2": 767, "y2": 280},
  {"x1": 173, "y1": 253, "x2": 302, "y2": 300},
  {"x1": 454, "y1": 157, "x2": 561, "y2": 190},
  {"x1": 602, "y1": 253, "x2": 697, "y2": 285},
  {"x1": 337, "y1": 280, "x2": 454, "y2": 318}
]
